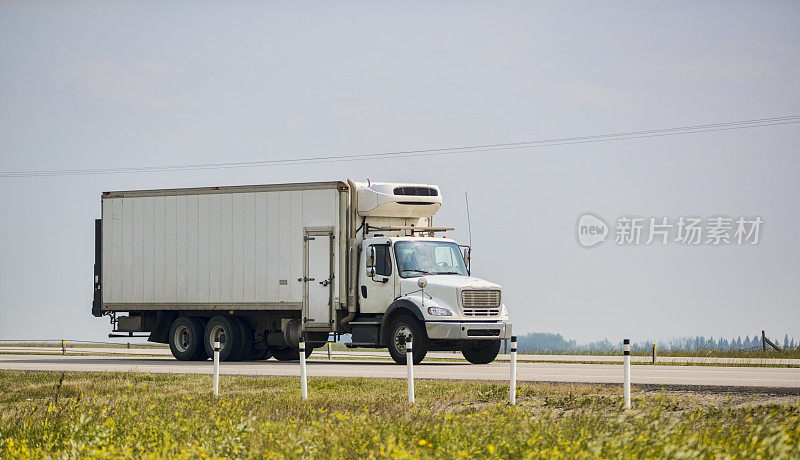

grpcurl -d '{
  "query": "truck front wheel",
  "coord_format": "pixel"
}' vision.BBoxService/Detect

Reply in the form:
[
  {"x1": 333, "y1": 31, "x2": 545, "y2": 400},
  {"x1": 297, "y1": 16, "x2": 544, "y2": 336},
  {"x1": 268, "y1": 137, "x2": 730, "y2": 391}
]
[
  {"x1": 387, "y1": 315, "x2": 428, "y2": 365},
  {"x1": 168, "y1": 317, "x2": 206, "y2": 361},
  {"x1": 462, "y1": 340, "x2": 501, "y2": 364}
]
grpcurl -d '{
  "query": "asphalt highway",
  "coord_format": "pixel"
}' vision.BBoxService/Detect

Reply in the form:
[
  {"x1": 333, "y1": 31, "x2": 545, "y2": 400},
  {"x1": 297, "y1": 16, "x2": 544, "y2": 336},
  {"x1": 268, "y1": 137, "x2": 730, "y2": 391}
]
[{"x1": 1, "y1": 353, "x2": 799, "y2": 392}]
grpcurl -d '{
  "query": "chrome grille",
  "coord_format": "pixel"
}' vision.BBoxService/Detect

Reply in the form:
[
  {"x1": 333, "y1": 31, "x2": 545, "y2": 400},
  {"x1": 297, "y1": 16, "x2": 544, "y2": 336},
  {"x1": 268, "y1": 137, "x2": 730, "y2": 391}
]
[{"x1": 461, "y1": 290, "x2": 501, "y2": 316}]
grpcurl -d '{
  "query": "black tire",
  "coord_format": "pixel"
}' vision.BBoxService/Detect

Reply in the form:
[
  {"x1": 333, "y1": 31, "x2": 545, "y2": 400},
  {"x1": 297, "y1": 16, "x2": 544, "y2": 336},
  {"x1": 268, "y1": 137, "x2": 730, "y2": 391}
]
[
  {"x1": 249, "y1": 345, "x2": 272, "y2": 360},
  {"x1": 387, "y1": 315, "x2": 428, "y2": 365},
  {"x1": 192, "y1": 317, "x2": 210, "y2": 360},
  {"x1": 462, "y1": 340, "x2": 501, "y2": 364},
  {"x1": 190, "y1": 317, "x2": 210, "y2": 360},
  {"x1": 168, "y1": 317, "x2": 205, "y2": 361},
  {"x1": 232, "y1": 317, "x2": 253, "y2": 361},
  {"x1": 272, "y1": 346, "x2": 313, "y2": 361},
  {"x1": 204, "y1": 316, "x2": 241, "y2": 362}
]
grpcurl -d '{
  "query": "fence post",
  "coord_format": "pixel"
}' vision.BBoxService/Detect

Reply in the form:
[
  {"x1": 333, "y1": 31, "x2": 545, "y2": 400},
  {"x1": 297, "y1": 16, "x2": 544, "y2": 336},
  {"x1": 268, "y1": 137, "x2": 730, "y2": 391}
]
[
  {"x1": 509, "y1": 336, "x2": 517, "y2": 405},
  {"x1": 623, "y1": 338, "x2": 631, "y2": 410},
  {"x1": 299, "y1": 335, "x2": 308, "y2": 400},
  {"x1": 61, "y1": 339, "x2": 66, "y2": 355},
  {"x1": 327, "y1": 341, "x2": 332, "y2": 360},
  {"x1": 406, "y1": 336, "x2": 414, "y2": 405},
  {"x1": 762, "y1": 330, "x2": 766, "y2": 351},
  {"x1": 127, "y1": 342, "x2": 131, "y2": 350},
  {"x1": 213, "y1": 340, "x2": 220, "y2": 397},
  {"x1": 652, "y1": 344, "x2": 657, "y2": 364}
]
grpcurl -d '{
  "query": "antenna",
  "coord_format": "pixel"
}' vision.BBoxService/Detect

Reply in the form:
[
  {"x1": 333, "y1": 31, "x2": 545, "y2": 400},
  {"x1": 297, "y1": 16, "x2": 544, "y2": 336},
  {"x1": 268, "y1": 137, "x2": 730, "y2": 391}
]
[{"x1": 465, "y1": 192, "x2": 472, "y2": 247}]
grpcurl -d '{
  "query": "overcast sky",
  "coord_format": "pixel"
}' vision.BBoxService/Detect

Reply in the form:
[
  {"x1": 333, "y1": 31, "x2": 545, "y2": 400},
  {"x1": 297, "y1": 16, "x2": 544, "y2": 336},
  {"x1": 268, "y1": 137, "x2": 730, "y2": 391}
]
[{"x1": 1, "y1": 2, "x2": 798, "y2": 344}]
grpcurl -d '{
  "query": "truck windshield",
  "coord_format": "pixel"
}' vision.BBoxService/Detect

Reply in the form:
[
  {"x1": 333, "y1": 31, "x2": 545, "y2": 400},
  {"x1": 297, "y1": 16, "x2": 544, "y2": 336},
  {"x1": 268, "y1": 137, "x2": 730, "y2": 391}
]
[{"x1": 394, "y1": 241, "x2": 468, "y2": 277}]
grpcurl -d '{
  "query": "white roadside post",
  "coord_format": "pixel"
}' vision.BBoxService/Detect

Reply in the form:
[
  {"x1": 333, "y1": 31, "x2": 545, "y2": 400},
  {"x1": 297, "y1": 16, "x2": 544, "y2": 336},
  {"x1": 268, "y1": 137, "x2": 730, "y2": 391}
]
[
  {"x1": 213, "y1": 340, "x2": 220, "y2": 397},
  {"x1": 406, "y1": 277, "x2": 425, "y2": 406},
  {"x1": 509, "y1": 335, "x2": 517, "y2": 405},
  {"x1": 299, "y1": 335, "x2": 308, "y2": 400},
  {"x1": 406, "y1": 336, "x2": 415, "y2": 405},
  {"x1": 623, "y1": 338, "x2": 631, "y2": 410}
]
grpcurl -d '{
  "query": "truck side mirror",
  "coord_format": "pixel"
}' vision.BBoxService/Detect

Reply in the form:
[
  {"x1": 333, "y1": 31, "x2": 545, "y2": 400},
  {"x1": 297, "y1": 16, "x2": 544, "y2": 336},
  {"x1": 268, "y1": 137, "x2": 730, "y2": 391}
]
[
  {"x1": 366, "y1": 246, "x2": 376, "y2": 277},
  {"x1": 463, "y1": 247, "x2": 471, "y2": 275}
]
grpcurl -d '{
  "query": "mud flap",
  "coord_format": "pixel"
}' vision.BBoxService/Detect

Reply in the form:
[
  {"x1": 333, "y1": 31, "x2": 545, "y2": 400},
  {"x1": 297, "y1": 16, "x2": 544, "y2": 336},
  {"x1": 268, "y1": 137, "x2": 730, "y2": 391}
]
[
  {"x1": 148, "y1": 311, "x2": 176, "y2": 344},
  {"x1": 92, "y1": 218, "x2": 103, "y2": 317}
]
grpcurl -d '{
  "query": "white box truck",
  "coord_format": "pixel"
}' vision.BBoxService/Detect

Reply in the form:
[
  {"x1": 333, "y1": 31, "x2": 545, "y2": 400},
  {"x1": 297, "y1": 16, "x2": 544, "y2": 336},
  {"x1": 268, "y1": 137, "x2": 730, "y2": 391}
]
[{"x1": 92, "y1": 180, "x2": 511, "y2": 364}]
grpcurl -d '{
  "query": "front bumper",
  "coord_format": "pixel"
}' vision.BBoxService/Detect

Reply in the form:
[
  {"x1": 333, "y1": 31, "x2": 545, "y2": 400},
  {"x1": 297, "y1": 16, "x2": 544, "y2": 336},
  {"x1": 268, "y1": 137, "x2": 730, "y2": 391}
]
[{"x1": 425, "y1": 321, "x2": 512, "y2": 340}]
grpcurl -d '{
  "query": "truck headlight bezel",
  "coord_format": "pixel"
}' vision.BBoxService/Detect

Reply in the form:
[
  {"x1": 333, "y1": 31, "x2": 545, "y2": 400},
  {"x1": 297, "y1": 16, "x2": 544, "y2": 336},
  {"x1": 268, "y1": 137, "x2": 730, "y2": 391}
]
[{"x1": 427, "y1": 306, "x2": 453, "y2": 316}]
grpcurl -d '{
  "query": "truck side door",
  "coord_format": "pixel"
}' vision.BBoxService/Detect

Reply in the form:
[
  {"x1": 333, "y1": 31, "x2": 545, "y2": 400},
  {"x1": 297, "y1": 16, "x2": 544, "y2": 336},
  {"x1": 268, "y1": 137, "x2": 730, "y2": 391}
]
[{"x1": 359, "y1": 239, "x2": 396, "y2": 314}]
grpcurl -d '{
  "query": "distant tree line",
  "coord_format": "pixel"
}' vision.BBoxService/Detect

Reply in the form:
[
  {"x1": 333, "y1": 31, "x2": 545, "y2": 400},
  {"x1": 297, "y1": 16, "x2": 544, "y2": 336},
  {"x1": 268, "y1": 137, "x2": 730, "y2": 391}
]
[{"x1": 516, "y1": 332, "x2": 799, "y2": 353}]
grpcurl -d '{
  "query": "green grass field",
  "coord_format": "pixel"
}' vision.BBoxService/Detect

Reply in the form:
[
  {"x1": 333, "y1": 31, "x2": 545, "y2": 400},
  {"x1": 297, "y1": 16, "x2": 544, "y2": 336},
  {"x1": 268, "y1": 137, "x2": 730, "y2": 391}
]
[{"x1": 1, "y1": 371, "x2": 799, "y2": 458}]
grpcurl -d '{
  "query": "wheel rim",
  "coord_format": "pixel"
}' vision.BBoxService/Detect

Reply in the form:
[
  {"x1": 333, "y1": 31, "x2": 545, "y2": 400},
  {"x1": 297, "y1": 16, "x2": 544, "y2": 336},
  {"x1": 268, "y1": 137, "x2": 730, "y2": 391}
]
[
  {"x1": 393, "y1": 325, "x2": 412, "y2": 353},
  {"x1": 173, "y1": 325, "x2": 190, "y2": 353},
  {"x1": 209, "y1": 324, "x2": 227, "y2": 351}
]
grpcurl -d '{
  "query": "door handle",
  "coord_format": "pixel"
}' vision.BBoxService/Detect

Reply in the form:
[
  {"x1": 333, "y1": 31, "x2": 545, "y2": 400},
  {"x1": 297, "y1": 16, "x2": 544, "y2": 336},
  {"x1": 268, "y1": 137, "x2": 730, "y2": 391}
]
[{"x1": 297, "y1": 277, "x2": 316, "y2": 282}]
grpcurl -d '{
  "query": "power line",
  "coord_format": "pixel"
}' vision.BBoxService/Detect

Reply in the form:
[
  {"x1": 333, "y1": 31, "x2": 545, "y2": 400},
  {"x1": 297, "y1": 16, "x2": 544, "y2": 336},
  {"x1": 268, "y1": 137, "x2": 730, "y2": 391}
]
[{"x1": 1, "y1": 115, "x2": 798, "y2": 178}]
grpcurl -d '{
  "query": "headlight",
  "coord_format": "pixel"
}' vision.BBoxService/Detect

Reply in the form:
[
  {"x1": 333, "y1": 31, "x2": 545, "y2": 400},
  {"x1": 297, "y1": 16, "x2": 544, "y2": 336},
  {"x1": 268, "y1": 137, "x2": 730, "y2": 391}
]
[{"x1": 427, "y1": 306, "x2": 453, "y2": 316}]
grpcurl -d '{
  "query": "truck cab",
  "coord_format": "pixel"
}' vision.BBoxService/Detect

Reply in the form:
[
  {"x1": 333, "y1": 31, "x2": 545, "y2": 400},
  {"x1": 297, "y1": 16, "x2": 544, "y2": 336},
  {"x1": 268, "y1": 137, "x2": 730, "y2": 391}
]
[{"x1": 346, "y1": 181, "x2": 511, "y2": 364}]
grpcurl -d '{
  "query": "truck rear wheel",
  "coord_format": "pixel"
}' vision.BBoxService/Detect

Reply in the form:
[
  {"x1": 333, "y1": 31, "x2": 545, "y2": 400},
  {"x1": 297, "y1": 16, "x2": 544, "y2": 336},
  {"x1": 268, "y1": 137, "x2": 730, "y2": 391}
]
[
  {"x1": 272, "y1": 346, "x2": 313, "y2": 361},
  {"x1": 387, "y1": 315, "x2": 428, "y2": 365},
  {"x1": 462, "y1": 340, "x2": 501, "y2": 364},
  {"x1": 232, "y1": 317, "x2": 253, "y2": 361},
  {"x1": 249, "y1": 345, "x2": 272, "y2": 360},
  {"x1": 168, "y1": 317, "x2": 206, "y2": 361},
  {"x1": 204, "y1": 316, "x2": 241, "y2": 362}
]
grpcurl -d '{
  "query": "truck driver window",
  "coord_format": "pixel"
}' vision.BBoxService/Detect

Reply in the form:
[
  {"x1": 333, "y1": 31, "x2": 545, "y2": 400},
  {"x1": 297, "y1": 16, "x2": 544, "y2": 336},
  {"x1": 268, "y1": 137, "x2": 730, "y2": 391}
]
[{"x1": 370, "y1": 244, "x2": 392, "y2": 276}]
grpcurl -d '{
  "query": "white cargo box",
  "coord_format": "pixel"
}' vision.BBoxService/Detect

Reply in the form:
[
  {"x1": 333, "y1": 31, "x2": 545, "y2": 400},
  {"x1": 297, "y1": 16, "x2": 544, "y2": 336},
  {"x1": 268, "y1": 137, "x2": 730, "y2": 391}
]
[{"x1": 100, "y1": 182, "x2": 348, "y2": 328}]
